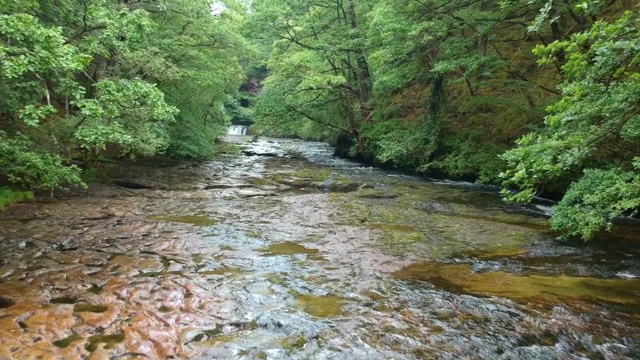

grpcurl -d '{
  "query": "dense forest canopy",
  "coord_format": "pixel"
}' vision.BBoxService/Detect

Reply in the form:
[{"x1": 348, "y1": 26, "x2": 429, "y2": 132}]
[
  {"x1": 250, "y1": 0, "x2": 640, "y2": 239},
  {"x1": 0, "y1": 0, "x2": 250, "y2": 190},
  {"x1": 1, "y1": 0, "x2": 639, "y2": 240}
]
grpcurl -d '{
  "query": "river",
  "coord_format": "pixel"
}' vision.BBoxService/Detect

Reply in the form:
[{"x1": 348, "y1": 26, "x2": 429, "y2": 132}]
[{"x1": 0, "y1": 137, "x2": 639, "y2": 359}]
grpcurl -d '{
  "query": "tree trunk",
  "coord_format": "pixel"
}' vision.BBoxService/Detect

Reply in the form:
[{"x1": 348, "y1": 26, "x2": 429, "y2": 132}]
[{"x1": 347, "y1": 0, "x2": 372, "y2": 124}]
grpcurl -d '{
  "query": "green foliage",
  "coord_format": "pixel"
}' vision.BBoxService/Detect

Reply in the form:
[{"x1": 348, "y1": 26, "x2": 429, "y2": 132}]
[
  {"x1": 250, "y1": 0, "x2": 563, "y2": 173},
  {"x1": 167, "y1": 118, "x2": 224, "y2": 160},
  {"x1": 0, "y1": 0, "x2": 251, "y2": 194},
  {"x1": 0, "y1": 187, "x2": 33, "y2": 210},
  {"x1": 502, "y1": 12, "x2": 640, "y2": 239},
  {"x1": 249, "y1": 0, "x2": 639, "y2": 239},
  {"x1": 250, "y1": 0, "x2": 373, "y2": 139},
  {"x1": 0, "y1": 132, "x2": 83, "y2": 190},
  {"x1": 4, "y1": 0, "x2": 634, "y2": 241},
  {"x1": 431, "y1": 140, "x2": 507, "y2": 184},
  {"x1": 74, "y1": 78, "x2": 177, "y2": 157},
  {"x1": 0, "y1": 13, "x2": 87, "y2": 120},
  {"x1": 147, "y1": 0, "x2": 251, "y2": 159},
  {"x1": 366, "y1": 1, "x2": 424, "y2": 94},
  {"x1": 361, "y1": 120, "x2": 434, "y2": 168},
  {"x1": 551, "y1": 168, "x2": 640, "y2": 239}
]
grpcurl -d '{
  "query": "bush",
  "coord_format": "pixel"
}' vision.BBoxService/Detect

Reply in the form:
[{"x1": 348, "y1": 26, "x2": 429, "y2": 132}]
[
  {"x1": 0, "y1": 187, "x2": 33, "y2": 210},
  {"x1": 0, "y1": 132, "x2": 83, "y2": 191}
]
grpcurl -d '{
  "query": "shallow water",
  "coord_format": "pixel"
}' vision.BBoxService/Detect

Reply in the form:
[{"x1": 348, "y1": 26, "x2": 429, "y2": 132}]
[{"x1": 0, "y1": 136, "x2": 639, "y2": 359}]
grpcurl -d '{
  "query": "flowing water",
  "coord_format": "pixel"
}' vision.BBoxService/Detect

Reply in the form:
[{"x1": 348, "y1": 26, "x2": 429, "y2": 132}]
[
  {"x1": 228, "y1": 126, "x2": 249, "y2": 136},
  {"x1": 1, "y1": 137, "x2": 639, "y2": 359}
]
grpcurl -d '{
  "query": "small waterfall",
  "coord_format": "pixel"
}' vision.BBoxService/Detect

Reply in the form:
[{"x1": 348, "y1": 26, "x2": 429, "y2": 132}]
[{"x1": 228, "y1": 125, "x2": 249, "y2": 136}]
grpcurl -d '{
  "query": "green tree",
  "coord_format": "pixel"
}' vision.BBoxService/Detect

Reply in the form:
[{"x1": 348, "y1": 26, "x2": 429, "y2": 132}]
[
  {"x1": 501, "y1": 12, "x2": 640, "y2": 239},
  {"x1": 251, "y1": 0, "x2": 373, "y2": 146},
  {"x1": 0, "y1": 0, "x2": 251, "y2": 194},
  {"x1": 0, "y1": 10, "x2": 88, "y2": 190},
  {"x1": 361, "y1": 0, "x2": 573, "y2": 180},
  {"x1": 142, "y1": 0, "x2": 251, "y2": 159}
]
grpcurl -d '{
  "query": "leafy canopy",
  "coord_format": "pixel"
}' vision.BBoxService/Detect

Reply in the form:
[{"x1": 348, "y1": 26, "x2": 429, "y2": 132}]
[
  {"x1": 0, "y1": 0, "x2": 251, "y2": 192},
  {"x1": 502, "y1": 12, "x2": 640, "y2": 239}
]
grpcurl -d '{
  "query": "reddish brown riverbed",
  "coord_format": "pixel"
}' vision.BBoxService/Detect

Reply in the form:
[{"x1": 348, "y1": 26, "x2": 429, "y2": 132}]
[{"x1": 1, "y1": 137, "x2": 639, "y2": 359}]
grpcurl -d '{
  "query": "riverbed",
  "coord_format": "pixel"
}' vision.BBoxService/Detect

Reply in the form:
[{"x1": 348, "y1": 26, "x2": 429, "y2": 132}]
[{"x1": 0, "y1": 137, "x2": 639, "y2": 359}]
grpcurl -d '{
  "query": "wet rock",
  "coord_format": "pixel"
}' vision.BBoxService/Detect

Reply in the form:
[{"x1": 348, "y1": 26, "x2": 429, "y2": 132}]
[
  {"x1": 204, "y1": 184, "x2": 253, "y2": 190},
  {"x1": 355, "y1": 191, "x2": 398, "y2": 199},
  {"x1": 262, "y1": 348, "x2": 288, "y2": 359},
  {"x1": 416, "y1": 201, "x2": 456, "y2": 214},
  {"x1": 244, "y1": 282, "x2": 273, "y2": 296},
  {"x1": 236, "y1": 189, "x2": 277, "y2": 198},
  {"x1": 324, "y1": 181, "x2": 364, "y2": 193},
  {"x1": 255, "y1": 314, "x2": 295, "y2": 334},
  {"x1": 617, "y1": 272, "x2": 638, "y2": 279},
  {"x1": 243, "y1": 150, "x2": 279, "y2": 157},
  {"x1": 113, "y1": 181, "x2": 150, "y2": 189},
  {"x1": 0, "y1": 296, "x2": 15, "y2": 308},
  {"x1": 499, "y1": 345, "x2": 560, "y2": 360}
]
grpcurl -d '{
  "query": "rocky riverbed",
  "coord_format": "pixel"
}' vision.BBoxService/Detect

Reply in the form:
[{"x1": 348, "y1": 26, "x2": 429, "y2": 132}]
[{"x1": 0, "y1": 137, "x2": 639, "y2": 359}]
